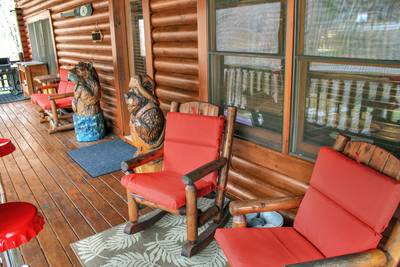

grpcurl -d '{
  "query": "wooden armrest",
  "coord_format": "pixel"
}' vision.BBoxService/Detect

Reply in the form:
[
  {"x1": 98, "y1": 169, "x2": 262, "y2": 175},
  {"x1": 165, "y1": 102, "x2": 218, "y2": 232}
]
[
  {"x1": 121, "y1": 148, "x2": 164, "y2": 172},
  {"x1": 229, "y1": 196, "x2": 303, "y2": 216},
  {"x1": 36, "y1": 83, "x2": 59, "y2": 90},
  {"x1": 182, "y1": 157, "x2": 227, "y2": 186},
  {"x1": 286, "y1": 249, "x2": 387, "y2": 267},
  {"x1": 48, "y1": 93, "x2": 74, "y2": 100}
]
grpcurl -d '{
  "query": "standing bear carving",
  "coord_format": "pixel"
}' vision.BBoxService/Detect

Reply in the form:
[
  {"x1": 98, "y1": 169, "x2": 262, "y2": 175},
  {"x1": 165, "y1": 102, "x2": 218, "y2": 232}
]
[
  {"x1": 69, "y1": 62, "x2": 105, "y2": 142},
  {"x1": 124, "y1": 75, "x2": 165, "y2": 152},
  {"x1": 70, "y1": 62, "x2": 102, "y2": 116}
]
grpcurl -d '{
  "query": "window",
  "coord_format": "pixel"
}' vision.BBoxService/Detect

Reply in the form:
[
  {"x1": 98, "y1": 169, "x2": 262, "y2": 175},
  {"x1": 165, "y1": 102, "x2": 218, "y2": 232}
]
[
  {"x1": 209, "y1": 0, "x2": 287, "y2": 151},
  {"x1": 291, "y1": 0, "x2": 400, "y2": 159},
  {"x1": 127, "y1": 0, "x2": 146, "y2": 76},
  {"x1": 26, "y1": 12, "x2": 57, "y2": 74}
]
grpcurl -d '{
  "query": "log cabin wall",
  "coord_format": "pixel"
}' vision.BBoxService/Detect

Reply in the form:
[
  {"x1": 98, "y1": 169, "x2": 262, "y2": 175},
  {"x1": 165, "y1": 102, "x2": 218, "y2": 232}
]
[
  {"x1": 142, "y1": 0, "x2": 314, "y2": 204},
  {"x1": 143, "y1": 0, "x2": 208, "y2": 112},
  {"x1": 14, "y1": 0, "x2": 124, "y2": 135},
  {"x1": 16, "y1": 8, "x2": 31, "y2": 61}
]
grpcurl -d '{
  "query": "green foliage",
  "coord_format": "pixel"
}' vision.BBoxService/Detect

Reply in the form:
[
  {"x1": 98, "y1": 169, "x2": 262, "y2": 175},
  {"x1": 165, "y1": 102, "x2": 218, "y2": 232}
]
[{"x1": 0, "y1": 0, "x2": 21, "y2": 60}]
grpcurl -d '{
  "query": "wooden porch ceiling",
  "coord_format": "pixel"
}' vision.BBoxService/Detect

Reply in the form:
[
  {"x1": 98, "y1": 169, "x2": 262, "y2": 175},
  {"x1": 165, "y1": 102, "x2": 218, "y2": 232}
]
[{"x1": 0, "y1": 100, "x2": 128, "y2": 267}]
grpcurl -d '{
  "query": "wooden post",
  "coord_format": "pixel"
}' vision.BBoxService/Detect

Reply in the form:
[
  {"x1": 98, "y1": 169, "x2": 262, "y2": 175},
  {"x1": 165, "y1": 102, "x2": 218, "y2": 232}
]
[
  {"x1": 384, "y1": 220, "x2": 400, "y2": 267},
  {"x1": 197, "y1": 0, "x2": 208, "y2": 102},
  {"x1": 170, "y1": 101, "x2": 179, "y2": 112},
  {"x1": 215, "y1": 106, "x2": 236, "y2": 221},
  {"x1": 333, "y1": 134, "x2": 350, "y2": 152},
  {"x1": 232, "y1": 215, "x2": 247, "y2": 228},
  {"x1": 109, "y1": 0, "x2": 131, "y2": 135}
]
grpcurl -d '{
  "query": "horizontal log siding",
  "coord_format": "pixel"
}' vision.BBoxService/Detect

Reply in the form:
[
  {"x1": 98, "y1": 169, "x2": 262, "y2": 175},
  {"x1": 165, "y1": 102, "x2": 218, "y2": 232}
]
[
  {"x1": 15, "y1": 0, "x2": 120, "y2": 133},
  {"x1": 148, "y1": 0, "x2": 200, "y2": 111},
  {"x1": 16, "y1": 8, "x2": 31, "y2": 61}
]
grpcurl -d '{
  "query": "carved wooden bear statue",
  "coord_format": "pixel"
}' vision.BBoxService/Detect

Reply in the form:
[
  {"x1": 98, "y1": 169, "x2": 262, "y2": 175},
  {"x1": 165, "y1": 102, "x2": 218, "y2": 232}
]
[
  {"x1": 69, "y1": 62, "x2": 105, "y2": 142},
  {"x1": 70, "y1": 62, "x2": 101, "y2": 116},
  {"x1": 124, "y1": 75, "x2": 165, "y2": 154}
]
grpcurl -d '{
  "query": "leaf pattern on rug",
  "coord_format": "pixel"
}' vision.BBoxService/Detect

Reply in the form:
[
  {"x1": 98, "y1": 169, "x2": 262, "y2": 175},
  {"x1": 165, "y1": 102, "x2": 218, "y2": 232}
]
[
  {"x1": 184, "y1": 241, "x2": 227, "y2": 267},
  {"x1": 164, "y1": 224, "x2": 187, "y2": 242},
  {"x1": 145, "y1": 233, "x2": 186, "y2": 267},
  {"x1": 75, "y1": 234, "x2": 108, "y2": 263},
  {"x1": 102, "y1": 252, "x2": 159, "y2": 267},
  {"x1": 71, "y1": 198, "x2": 229, "y2": 267},
  {"x1": 156, "y1": 213, "x2": 186, "y2": 228},
  {"x1": 106, "y1": 225, "x2": 142, "y2": 251}
]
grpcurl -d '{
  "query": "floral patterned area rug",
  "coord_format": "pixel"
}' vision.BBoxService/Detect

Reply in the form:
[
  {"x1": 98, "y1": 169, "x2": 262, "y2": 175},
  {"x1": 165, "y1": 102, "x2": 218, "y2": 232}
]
[{"x1": 71, "y1": 198, "x2": 230, "y2": 267}]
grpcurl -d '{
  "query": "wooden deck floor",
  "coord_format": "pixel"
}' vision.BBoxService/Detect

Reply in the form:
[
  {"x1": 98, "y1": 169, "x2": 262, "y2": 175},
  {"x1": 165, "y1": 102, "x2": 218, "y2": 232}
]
[{"x1": 0, "y1": 100, "x2": 129, "y2": 267}]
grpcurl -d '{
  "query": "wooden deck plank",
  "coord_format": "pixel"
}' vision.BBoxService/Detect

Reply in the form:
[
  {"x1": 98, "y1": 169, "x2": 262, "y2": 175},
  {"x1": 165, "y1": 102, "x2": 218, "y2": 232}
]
[
  {"x1": 0, "y1": 100, "x2": 130, "y2": 267},
  {"x1": 14, "y1": 102, "x2": 129, "y2": 204},
  {"x1": 15, "y1": 102, "x2": 128, "y2": 210},
  {"x1": 0, "y1": 140, "x2": 71, "y2": 267},
  {"x1": 0, "y1": 105, "x2": 76, "y2": 267},
  {"x1": 12, "y1": 102, "x2": 127, "y2": 226},
  {"x1": 6, "y1": 103, "x2": 113, "y2": 233},
  {"x1": 2, "y1": 103, "x2": 100, "y2": 233}
]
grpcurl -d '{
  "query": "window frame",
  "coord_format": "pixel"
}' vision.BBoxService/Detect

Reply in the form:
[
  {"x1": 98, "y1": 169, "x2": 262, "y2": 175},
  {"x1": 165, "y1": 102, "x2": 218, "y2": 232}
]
[
  {"x1": 26, "y1": 10, "x2": 58, "y2": 74},
  {"x1": 125, "y1": 0, "x2": 148, "y2": 77},
  {"x1": 290, "y1": 0, "x2": 400, "y2": 160},
  {"x1": 207, "y1": 0, "x2": 296, "y2": 152}
]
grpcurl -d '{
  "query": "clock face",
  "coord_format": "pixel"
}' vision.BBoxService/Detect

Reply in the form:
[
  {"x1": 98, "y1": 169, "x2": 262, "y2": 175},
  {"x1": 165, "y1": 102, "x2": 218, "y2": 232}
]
[{"x1": 80, "y1": 6, "x2": 88, "y2": 16}]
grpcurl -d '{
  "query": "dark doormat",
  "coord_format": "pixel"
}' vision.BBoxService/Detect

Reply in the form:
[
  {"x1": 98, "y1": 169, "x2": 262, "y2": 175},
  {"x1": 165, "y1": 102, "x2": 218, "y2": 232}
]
[
  {"x1": 67, "y1": 139, "x2": 137, "y2": 177},
  {"x1": 0, "y1": 92, "x2": 28, "y2": 104}
]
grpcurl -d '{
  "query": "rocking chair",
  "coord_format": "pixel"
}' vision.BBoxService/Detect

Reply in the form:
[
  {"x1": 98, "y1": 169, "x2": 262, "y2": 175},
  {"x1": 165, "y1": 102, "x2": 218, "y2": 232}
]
[
  {"x1": 215, "y1": 134, "x2": 400, "y2": 267},
  {"x1": 121, "y1": 101, "x2": 237, "y2": 257},
  {"x1": 31, "y1": 68, "x2": 75, "y2": 134}
]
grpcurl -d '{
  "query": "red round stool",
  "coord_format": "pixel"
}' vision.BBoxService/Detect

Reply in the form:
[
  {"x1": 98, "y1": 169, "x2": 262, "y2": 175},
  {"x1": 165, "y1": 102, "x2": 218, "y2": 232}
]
[
  {"x1": 0, "y1": 202, "x2": 44, "y2": 253},
  {"x1": 0, "y1": 139, "x2": 15, "y2": 157},
  {"x1": 0, "y1": 139, "x2": 45, "y2": 266}
]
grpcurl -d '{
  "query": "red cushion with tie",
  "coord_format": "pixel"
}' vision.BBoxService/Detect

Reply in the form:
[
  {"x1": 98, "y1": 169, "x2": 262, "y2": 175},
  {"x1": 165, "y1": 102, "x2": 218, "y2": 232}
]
[
  {"x1": 121, "y1": 112, "x2": 225, "y2": 209},
  {"x1": 215, "y1": 147, "x2": 400, "y2": 267}
]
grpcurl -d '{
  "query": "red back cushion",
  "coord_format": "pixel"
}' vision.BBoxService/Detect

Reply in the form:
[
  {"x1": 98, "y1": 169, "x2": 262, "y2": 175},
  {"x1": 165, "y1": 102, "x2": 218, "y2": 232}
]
[
  {"x1": 57, "y1": 68, "x2": 70, "y2": 94},
  {"x1": 163, "y1": 112, "x2": 225, "y2": 185},
  {"x1": 294, "y1": 147, "x2": 400, "y2": 258},
  {"x1": 59, "y1": 68, "x2": 69, "y2": 82},
  {"x1": 65, "y1": 81, "x2": 75, "y2": 93}
]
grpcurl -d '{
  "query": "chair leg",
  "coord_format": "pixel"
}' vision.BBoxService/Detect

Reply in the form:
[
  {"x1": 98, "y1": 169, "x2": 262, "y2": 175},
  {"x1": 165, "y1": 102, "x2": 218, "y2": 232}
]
[
  {"x1": 124, "y1": 193, "x2": 166, "y2": 235},
  {"x1": 181, "y1": 200, "x2": 231, "y2": 257},
  {"x1": 186, "y1": 185, "x2": 198, "y2": 243},
  {"x1": 50, "y1": 100, "x2": 59, "y2": 127},
  {"x1": 38, "y1": 109, "x2": 47, "y2": 123},
  {"x1": 127, "y1": 190, "x2": 139, "y2": 222},
  {"x1": 48, "y1": 122, "x2": 74, "y2": 134}
]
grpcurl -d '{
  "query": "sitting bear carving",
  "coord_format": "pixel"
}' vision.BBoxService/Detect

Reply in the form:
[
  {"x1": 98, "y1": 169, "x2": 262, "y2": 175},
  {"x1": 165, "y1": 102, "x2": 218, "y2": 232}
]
[{"x1": 125, "y1": 75, "x2": 165, "y2": 151}]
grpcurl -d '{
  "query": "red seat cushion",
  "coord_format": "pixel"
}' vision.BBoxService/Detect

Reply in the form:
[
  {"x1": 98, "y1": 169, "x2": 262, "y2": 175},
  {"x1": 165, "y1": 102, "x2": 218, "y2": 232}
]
[
  {"x1": 36, "y1": 95, "x2": 73, "y2": 110},
  {"x1": 0, "y1": 202, "x2": 44, "y2": 252},
  {"x1": 122, "y1": 170, "x2": 216, "y2": 209},
  {"x1": 121, "y1": 112, "x2": 225, "y2": 209},
  {"x1": 31, "y1": 93, "x2": 46, "y2": 104},
  {"x1": 294, "y1": 147, "x2": 400, "y2": 258},
  {"x1": 215, "y1": 227, "x2": 324, "y2": 267}
]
